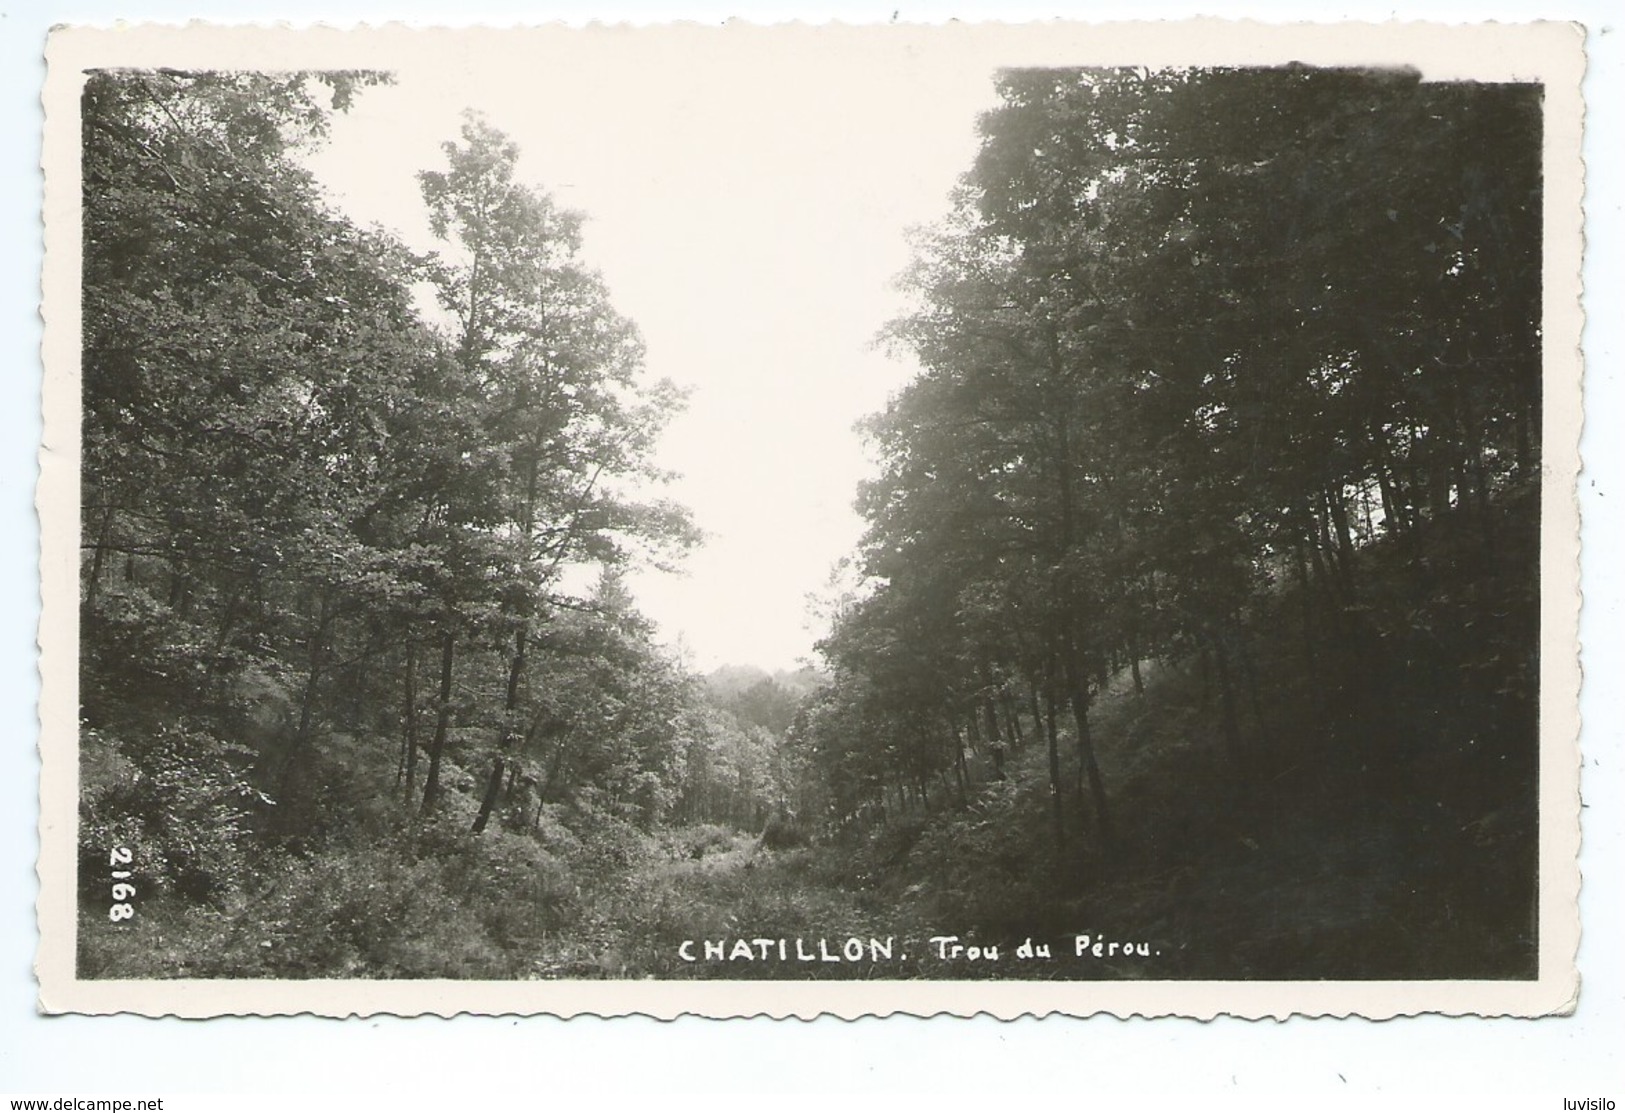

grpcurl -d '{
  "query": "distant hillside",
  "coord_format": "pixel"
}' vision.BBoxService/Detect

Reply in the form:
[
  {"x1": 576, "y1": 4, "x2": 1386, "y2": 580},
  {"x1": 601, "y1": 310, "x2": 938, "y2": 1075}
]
[{"x1": 704, "y1": 664, "x2": 828, "y2": 735}]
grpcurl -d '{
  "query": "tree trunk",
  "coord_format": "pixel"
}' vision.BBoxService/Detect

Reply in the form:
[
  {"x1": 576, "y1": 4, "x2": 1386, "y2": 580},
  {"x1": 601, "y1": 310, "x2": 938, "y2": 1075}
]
[
  {"x1": 1291, "y1": 533, "x2": 1319, "y2": 680},
  {"x1": 1043, "y1": 657, "x2": 1065, "y2": 850},
  {"x1": 278, "y1": 592, "x2": 336, "y2": 800},
  {"x1": 1369, "y1": 416, "x2": 1411, "y2": 538},
  {"x1": 1064, "y1": 638, "x2": 1110, "y2": 843},
  {"x1": 1425, "y1": 432, "x2": 1453, "y2": 519},
  {"x1": 292, "y1": 591, "x2": 336, "y2": 747},
  {"x1": 473, "y1": 625, "x2": 528, "y2": 834},
  {"x1": 1002, "y1": 692, "x2": 1025, "y2": 750},
  {"x1": 401, "y1": 642, "x2": 419, "y2": 806},
  {"x1": 472, "y1": 756, "x2": 505, "y2": 834},
  {"x1": 1375, "y1": 460, "x2": 1406, "y2": 538},
  {"x1": 538, "y1": 736, "x2": 569, "y2": 804},
  {"x1": 1299, "y1": 498, "x2": 1342, "y2": 634},
  {"x1": 86, "y1": 503, "x2": 114, "y2": 611},
  {"x1": 1303, "y1": 503, "x2": 1332, "y2": 590},
  {"x1": 1514, "y1": 398, "x2": 1534, "y2": 476},
  {"x1": 1324, "y1": 484, "x2": 1357, "y2": 594},
  {"x1": 293, "y1": 635, "x2": 325, "y2": 751},
  {"x1": 419, "y1": 632, "x2": 456, "y2": 816}
]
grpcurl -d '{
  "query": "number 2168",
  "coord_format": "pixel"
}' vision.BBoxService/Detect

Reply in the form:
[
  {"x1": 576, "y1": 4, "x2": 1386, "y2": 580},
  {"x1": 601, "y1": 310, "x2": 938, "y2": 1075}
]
[{"x1": 108, "y1": 846, "x2": 135, "y2": 922}]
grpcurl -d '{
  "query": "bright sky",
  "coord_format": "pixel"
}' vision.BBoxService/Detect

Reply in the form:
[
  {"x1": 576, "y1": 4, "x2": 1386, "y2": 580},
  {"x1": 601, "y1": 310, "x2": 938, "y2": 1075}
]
[{"x1": 303, "y1": 31, "x2": 1003, "y2": 672}]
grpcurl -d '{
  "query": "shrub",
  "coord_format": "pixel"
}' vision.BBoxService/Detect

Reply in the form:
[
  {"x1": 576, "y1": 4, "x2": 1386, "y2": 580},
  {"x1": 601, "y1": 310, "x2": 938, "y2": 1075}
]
[{"x1": 79, "y1": 723, "x2": 260, "y2": 906}]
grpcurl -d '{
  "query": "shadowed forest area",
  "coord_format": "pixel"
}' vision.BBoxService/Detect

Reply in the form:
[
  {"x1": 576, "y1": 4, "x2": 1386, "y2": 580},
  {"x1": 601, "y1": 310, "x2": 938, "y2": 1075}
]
[{"x1": 78, "y1": 65, "x2": 1542, "y2": 980}]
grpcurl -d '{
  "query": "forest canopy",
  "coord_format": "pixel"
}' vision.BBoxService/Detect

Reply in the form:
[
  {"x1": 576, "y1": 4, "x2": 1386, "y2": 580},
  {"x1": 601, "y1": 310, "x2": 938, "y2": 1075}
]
[
  {"x1": 78, "y1": 65, "x2": 1544, "y2": 981},
  {"x1": 79, "y1": 70, "x2": 804, "y2": 977}
]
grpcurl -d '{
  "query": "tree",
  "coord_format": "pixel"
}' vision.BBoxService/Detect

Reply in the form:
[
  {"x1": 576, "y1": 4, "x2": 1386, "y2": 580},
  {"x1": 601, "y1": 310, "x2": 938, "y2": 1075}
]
[
  {"x1": 414, "y1": 115, "x2": 696, "y2": 829},
  {"x1": 824, "y1": 64, "x2": 1543, "y2": 876},
  {"x1": 80, "y1": 67, "x2": 463, "y2": 874}
]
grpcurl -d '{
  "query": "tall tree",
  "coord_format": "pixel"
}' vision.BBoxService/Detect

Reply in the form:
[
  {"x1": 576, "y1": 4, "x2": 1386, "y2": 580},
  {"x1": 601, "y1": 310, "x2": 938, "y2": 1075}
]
[
  {"x1": 415, "y1": 115, "x2": 696, "y2": 829},
  {"x1": 826, "y1": 64, "x2": 1542, "y2": 871}
]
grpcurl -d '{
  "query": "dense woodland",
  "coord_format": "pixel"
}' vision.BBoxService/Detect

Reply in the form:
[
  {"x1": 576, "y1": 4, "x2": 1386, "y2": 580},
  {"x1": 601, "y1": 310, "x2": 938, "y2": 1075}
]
[{"x1": 79, "y1": 66, "x2": 1543, "y2": 980}]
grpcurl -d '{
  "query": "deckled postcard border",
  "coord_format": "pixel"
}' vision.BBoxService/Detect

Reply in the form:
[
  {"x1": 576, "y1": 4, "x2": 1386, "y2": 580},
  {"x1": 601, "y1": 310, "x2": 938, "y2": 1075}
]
[{"x1": 37, "y1": 18, "x2": 1585, "y2": 1019}]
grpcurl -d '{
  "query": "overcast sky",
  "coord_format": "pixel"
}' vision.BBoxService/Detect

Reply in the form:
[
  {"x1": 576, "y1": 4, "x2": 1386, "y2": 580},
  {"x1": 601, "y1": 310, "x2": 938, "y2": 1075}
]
[{"x1": 302, "y1": 33, "x2": 1002, "y2": 672}]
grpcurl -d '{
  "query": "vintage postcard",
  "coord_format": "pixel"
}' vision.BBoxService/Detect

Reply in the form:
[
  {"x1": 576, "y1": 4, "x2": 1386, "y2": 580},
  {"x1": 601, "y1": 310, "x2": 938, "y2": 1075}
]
[{"x1": 37, "y1": 19, "x2": 1584, "y2": 1019}]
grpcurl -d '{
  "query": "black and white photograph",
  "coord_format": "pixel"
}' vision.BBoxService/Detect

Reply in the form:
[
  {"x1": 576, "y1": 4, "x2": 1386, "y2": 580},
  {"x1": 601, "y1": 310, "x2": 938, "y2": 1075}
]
[{"x1": 35, "y1": 20, "x2": 1583, "y2": 1019}]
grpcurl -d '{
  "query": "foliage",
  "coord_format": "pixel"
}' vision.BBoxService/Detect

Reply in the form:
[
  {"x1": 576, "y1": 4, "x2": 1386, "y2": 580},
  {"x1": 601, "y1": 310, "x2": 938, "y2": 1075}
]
[
  {"x1": 76, "y1": 72, "x2": 779, "y2": 979},
  {"x1": 77, "y1": 65, "x2": 1543, "y2": 983},
  {"x1": 80, "y1": 724, "x2": 260, "y2": 905},
  {"x1": 812, "y1": 65, "x2": 1542, "y2": 861}
]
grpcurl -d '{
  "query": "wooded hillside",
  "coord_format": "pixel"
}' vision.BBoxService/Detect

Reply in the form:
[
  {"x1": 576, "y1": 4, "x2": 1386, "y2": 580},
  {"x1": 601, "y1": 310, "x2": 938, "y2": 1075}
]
[
  {"x1": 792, "y1": 66, "x2": 1541, "y2": 978},
  {"x1": 78, "y1": 66, "x2": 1543, "y2": 981},
  {"x1": 78, "y1": 72, "x2": 805, "y2": 977}
]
